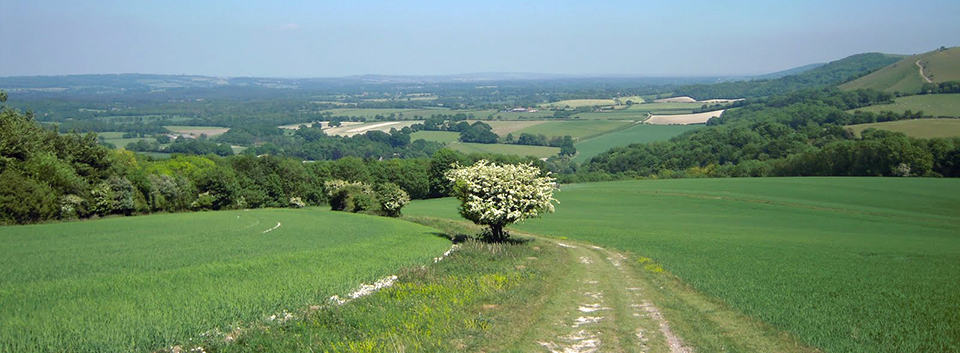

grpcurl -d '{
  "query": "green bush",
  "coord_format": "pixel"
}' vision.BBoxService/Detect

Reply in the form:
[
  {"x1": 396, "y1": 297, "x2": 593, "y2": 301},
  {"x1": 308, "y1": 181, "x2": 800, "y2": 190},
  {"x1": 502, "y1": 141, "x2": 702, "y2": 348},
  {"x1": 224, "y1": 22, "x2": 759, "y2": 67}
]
[
  {"x1": 375, "y1": 182, "x2": 410, "y2": 217},
  {"x1": 0, "y1": 169, "x2": 59, "y2": 224}
]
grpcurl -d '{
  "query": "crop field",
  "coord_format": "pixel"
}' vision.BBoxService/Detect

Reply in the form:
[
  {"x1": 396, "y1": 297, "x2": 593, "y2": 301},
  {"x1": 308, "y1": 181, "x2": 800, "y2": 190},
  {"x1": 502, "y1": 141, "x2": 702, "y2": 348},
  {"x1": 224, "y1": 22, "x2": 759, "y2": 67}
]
[
  {"x1": 646, "y1": 110, "x2": 725, "y2": 125},
  {"x1": 512, "y1": 120, "x2": 633, "y2": 140},
  {"x1": 405, "y1": 178, "x2": 960, "y2": 353},
  {"x1": 448, "y1": 142, "x2": 560, "y2": 158},
  {"x1": 850, "y1": 93, "x2": 960, "y2": 117},
  {"x1": 0, "y1": 208, "x2": 450, "y2": 352},
  {"x1": 540, "y1": 98, "x2": 617, "y2": 108},
  {"x1": 472, "y1": 120, "x2": 549, "y2": 136},
  {"x1": 324, "y1": 120, "x2": 422, "y2": 136},
  {"x1": 164, "y1": 125, "x2": 230, "y2": 137},
  {"x1": 572, "y1": 124, "x2": 699, "y2": 162},
  {"x1": 95, "y1": 131, "x2": 165, "y2": 149},
  {"x1": 410, "y1": 130, "x2": 461, "y2": 143},
  {"x1": 320, "y1": 108, "x2": 448, "y2": 119},
  {"x1": 846, "y1": 118, "x2": 960, "y2": 138}
]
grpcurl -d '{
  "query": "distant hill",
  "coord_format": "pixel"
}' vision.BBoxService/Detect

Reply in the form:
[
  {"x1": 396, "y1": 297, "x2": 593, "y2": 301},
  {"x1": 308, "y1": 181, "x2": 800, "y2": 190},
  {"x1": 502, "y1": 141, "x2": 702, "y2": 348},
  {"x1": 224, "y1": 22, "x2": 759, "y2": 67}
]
[
  {"x1": 751, "y1": 63, "x2": 825, "y2": 80},
  {"x1": 673, "y1": 53, "x2": 903, "y2": 99},
  {"x1": 840, "y1": 47, "x2": 960, "y2": 93}
]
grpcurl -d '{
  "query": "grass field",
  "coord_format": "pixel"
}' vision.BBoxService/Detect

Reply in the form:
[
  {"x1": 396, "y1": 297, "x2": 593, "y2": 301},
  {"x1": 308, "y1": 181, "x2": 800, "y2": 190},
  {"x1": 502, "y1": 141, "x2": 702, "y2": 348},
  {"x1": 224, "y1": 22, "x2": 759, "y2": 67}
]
[
  {"x1": 0, "y1": 208, "x2": 450, "y2": 352},
  {"x1": 405, "y1": 178, "x2": 960, "y2": 353},
  {"x1": 164, "y1": 125, "x2": 230, "y2": 137},
  {"x1": 851, "y1": 93, "x2": 960, "y2": 117},
  {"x1": 96, "y1": 131, "x2": 162, "y2": 149},
  {"x1": 320, "y1": 108, "x2": 448, "y2": 119},
  {"x1": 324, "y1": 120, "x2": 422, "y2": 136},
  {"x1": 841, "y1": 48, "x2": 959, "y2": 93},
  {"x1": 572, "y1": 124, "x2": 699, "y2": 162},
  {"x1": 847, "y1": 118, "x2": 960, "y2": 138},
  {"x1": 512, "y1": 120, "x2": 633, "y2": 140},
  {"x1": 410, "y1": 130, "x2": 461, "y2": 143},
  {"x1": 448, "y1": 142, "x2": 559, "y2": 158},
  {"x1": 572, "y1": 102, "x2": 708, "y2": 120},
  {"x1": 540, "y1": 98, "x2": 617, "y2": 108}
]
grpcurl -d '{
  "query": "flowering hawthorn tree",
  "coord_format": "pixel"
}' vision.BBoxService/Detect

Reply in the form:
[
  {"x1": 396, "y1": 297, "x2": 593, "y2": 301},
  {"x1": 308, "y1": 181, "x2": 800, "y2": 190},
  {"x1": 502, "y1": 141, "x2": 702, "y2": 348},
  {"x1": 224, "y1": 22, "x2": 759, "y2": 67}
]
[{"x1": 445, "y1": 160, "x2": 557, "y2": 242}]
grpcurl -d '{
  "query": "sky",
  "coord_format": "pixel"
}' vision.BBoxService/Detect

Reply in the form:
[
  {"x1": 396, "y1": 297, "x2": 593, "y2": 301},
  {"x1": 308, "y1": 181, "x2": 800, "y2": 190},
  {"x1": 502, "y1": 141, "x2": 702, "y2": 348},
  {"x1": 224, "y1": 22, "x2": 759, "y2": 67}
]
[{"x1": 1, "y1": 0, "x2": 958, "y2": 77}]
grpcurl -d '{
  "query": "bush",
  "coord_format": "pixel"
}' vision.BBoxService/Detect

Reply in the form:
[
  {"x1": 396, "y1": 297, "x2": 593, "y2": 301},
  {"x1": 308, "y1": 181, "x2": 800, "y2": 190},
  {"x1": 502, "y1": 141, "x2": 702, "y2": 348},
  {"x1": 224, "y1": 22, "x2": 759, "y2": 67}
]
[
  {"x1": 0, "y1": 169, "x2": 59, "y2": 224},
  {"x1": 445, "y1": 160, "x2": 557, "y2": 242},
  {"x1": 375, "y1": 183, "x2": 410, "y2": 217},
  {"x1": 324, "y1": 180, "x2": 377, "y2": 213}
]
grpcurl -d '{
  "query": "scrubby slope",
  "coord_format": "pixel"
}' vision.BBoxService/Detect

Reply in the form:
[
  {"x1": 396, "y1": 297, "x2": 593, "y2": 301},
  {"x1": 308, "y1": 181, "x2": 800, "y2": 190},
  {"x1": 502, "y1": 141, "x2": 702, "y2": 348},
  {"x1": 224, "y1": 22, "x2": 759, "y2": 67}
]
[{"x1": 840, "y1": 47, "x2": 960, "y2": 93}]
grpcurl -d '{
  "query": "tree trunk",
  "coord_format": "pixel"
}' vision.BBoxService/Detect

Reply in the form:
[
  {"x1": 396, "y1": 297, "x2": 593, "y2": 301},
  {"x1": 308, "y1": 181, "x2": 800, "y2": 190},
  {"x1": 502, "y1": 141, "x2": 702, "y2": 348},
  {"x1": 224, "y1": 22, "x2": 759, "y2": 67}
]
[{"x1": 490, "y1": 224, "x2": 506, "y2": 242}]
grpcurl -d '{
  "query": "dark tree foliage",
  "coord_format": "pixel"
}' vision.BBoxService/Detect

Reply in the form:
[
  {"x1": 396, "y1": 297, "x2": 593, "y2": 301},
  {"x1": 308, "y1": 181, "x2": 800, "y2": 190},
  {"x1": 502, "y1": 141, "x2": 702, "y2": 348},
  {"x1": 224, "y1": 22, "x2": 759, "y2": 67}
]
[{"x1": 458, "y1": 122, "x2": 498, "y2": 143}]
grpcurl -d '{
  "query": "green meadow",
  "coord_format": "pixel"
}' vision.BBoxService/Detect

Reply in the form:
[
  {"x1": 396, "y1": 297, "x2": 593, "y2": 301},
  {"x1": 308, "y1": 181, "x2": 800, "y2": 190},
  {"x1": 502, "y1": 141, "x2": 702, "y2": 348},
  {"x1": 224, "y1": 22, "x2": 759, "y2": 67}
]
[
  {"x1": 0, "y1": 208, "x2": 449, "y2": 352},
  {"x1": 850, "y1": 93, "x2": 960, "y2": 117},
  {"x1": 405, "y1": 177, "x2": 960, "y2": 353},
  {"x1": 512, "y1": 120, "x2": 633, "y2": 140},
  {"x1": 847, "y1": 118, "x2": 960, "y2": 138},
  {"x1": 572, "y1": 124, "x2": 700, "y2": 162},
  {"x1": 410, "y1": 130, "x2": 461, "y2": 143},
  {"x1": 448, "y1": 142, "x2": 560, "y2": 158}
]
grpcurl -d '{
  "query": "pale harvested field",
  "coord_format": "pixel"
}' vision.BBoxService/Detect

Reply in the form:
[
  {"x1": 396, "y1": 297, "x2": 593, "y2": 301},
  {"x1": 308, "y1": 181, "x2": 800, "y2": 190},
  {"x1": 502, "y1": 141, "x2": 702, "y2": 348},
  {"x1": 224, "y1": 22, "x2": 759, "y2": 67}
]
[
  {"x1": 646, "y1": 110, "x2": 725, "y2": 125},
  {"x1": 164, "y1": 125, "x2": 230, "y2": 137},
  {"x1": 278, "y1": 121, "x2": 333, "y2": 130},
  {"x1": 324, "y1": 121, "x2": 421, "y2": 136},
  {"x1": 701, "y1": 98, "x2": 744, "y2": 104},
  {"x1": 654, "y1": 96, "x2": 697, "y2": 103}
]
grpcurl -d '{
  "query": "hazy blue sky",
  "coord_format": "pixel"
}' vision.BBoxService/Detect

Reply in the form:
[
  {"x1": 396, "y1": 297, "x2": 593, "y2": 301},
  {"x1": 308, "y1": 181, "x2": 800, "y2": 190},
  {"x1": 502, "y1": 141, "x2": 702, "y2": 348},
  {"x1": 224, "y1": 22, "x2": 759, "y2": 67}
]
[{"x1": 2, "y1": 0, "x2": 958, "y2": 77}]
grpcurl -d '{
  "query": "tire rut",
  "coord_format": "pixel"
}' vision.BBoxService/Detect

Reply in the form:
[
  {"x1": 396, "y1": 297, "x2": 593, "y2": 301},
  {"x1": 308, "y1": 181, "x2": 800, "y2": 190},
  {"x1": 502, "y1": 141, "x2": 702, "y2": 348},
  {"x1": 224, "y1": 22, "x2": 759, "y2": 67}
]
[{"x1": 535, "y1": 239, "x2": 692, "y2": 353}]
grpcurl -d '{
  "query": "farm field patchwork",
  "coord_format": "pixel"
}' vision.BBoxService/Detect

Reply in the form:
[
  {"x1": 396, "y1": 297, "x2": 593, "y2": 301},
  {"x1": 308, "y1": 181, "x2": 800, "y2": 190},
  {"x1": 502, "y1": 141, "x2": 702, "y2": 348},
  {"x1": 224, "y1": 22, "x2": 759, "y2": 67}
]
[
  {"x1": 850, "y1": 93, "x2": 960, "y2": 117},
  {"x1": 572, "y1": 124, "x2": 700, "y2": 162},
  {"x1": 448, "y1": 142, "x2": 560, "y2": 158},
  {"x1": 846, "y1": 118, "x2": 960, "y2": 138},
  {"x1": 405, "y1": 177, "x2": 960, "y2": 353},
  {"x1": 0, "y1": 208, "x2": 450, "y2": 352},
  {"x1": 512, "y1": 120, "x2": 633, "y2": 140},
  {"x1": 96, "y1": 131, "x2": 166, "y2": 149}
]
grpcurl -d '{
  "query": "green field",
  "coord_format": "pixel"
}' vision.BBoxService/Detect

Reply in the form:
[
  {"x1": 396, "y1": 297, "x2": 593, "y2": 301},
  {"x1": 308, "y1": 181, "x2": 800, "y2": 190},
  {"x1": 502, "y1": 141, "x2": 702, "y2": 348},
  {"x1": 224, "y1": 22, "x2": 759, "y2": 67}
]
[
  {"x1": 512, "y1": 120, "x2": 633, "y2": 140},
  {"x1": 572, "y1": 102, "x2": 708, "y2": 120},
  {"x1": 320, "y1": 108, "x2": 449, "y2": 119},
  {"x1": 841, "y1": 48, "x2": 959, "y2": 93},
  {"x1": 572, "y1": 124, "x2": 700, "y2": 162},
  {"x1": 410, "y1": 130, "x2": 461, "y2": 143},
  {"x1": 97, "y1": 131, "x2": 160, "y2": 148},
  {"x1": 851, "y1": 93, "x2": 960, "y2": 117},
  {"x1": 448, "y1": 142, "x2": 560, "y2": 158},
  {"x1": 847, "y1": 118, "x2": 960, "y2": 138},
  {"x1": 0, "y1": 208, "x2": 450, "y2": 352},
  {"x1": 406, "y1": 178, "x2": 960, "y2": 353}
]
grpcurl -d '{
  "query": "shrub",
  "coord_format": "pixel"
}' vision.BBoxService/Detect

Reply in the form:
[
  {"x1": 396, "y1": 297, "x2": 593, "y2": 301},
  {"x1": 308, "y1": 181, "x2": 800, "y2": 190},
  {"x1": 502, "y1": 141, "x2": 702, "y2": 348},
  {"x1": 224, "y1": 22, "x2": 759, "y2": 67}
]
[
  {"x1": 445, "y1": 160, "x2": 557, "y2": 242},
  {"x1": 0, "y1": 169, "x2": 59, "y2": 224},
  {"x1": 375, "y1": 183, "x2": 410, "y2": 217},
  {"x1": 324, "y1": 180, "x2": 376, "y2": 213}
]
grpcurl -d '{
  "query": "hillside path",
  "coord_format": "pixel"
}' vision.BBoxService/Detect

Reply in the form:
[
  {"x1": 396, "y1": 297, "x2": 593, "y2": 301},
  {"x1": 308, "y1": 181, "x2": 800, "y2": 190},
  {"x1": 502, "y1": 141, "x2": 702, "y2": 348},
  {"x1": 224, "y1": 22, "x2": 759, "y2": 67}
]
[
  {"x1": 524, "y1": 236, "x2": 692, "y2": 353},
  {"x1": 916, "y1": 60, "x2": 933, "y2": 83}
]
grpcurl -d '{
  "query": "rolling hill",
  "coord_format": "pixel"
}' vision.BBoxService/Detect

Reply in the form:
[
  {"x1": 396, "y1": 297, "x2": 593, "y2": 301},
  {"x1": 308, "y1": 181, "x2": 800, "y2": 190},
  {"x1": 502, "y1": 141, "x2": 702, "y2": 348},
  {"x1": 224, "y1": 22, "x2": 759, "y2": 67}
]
[
  {"x1": 840, "y1": 47, "x2": 960, "y2": 93},
  {"x1": 673, "y1": 52, "x2": 903, "y2": 99}
]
